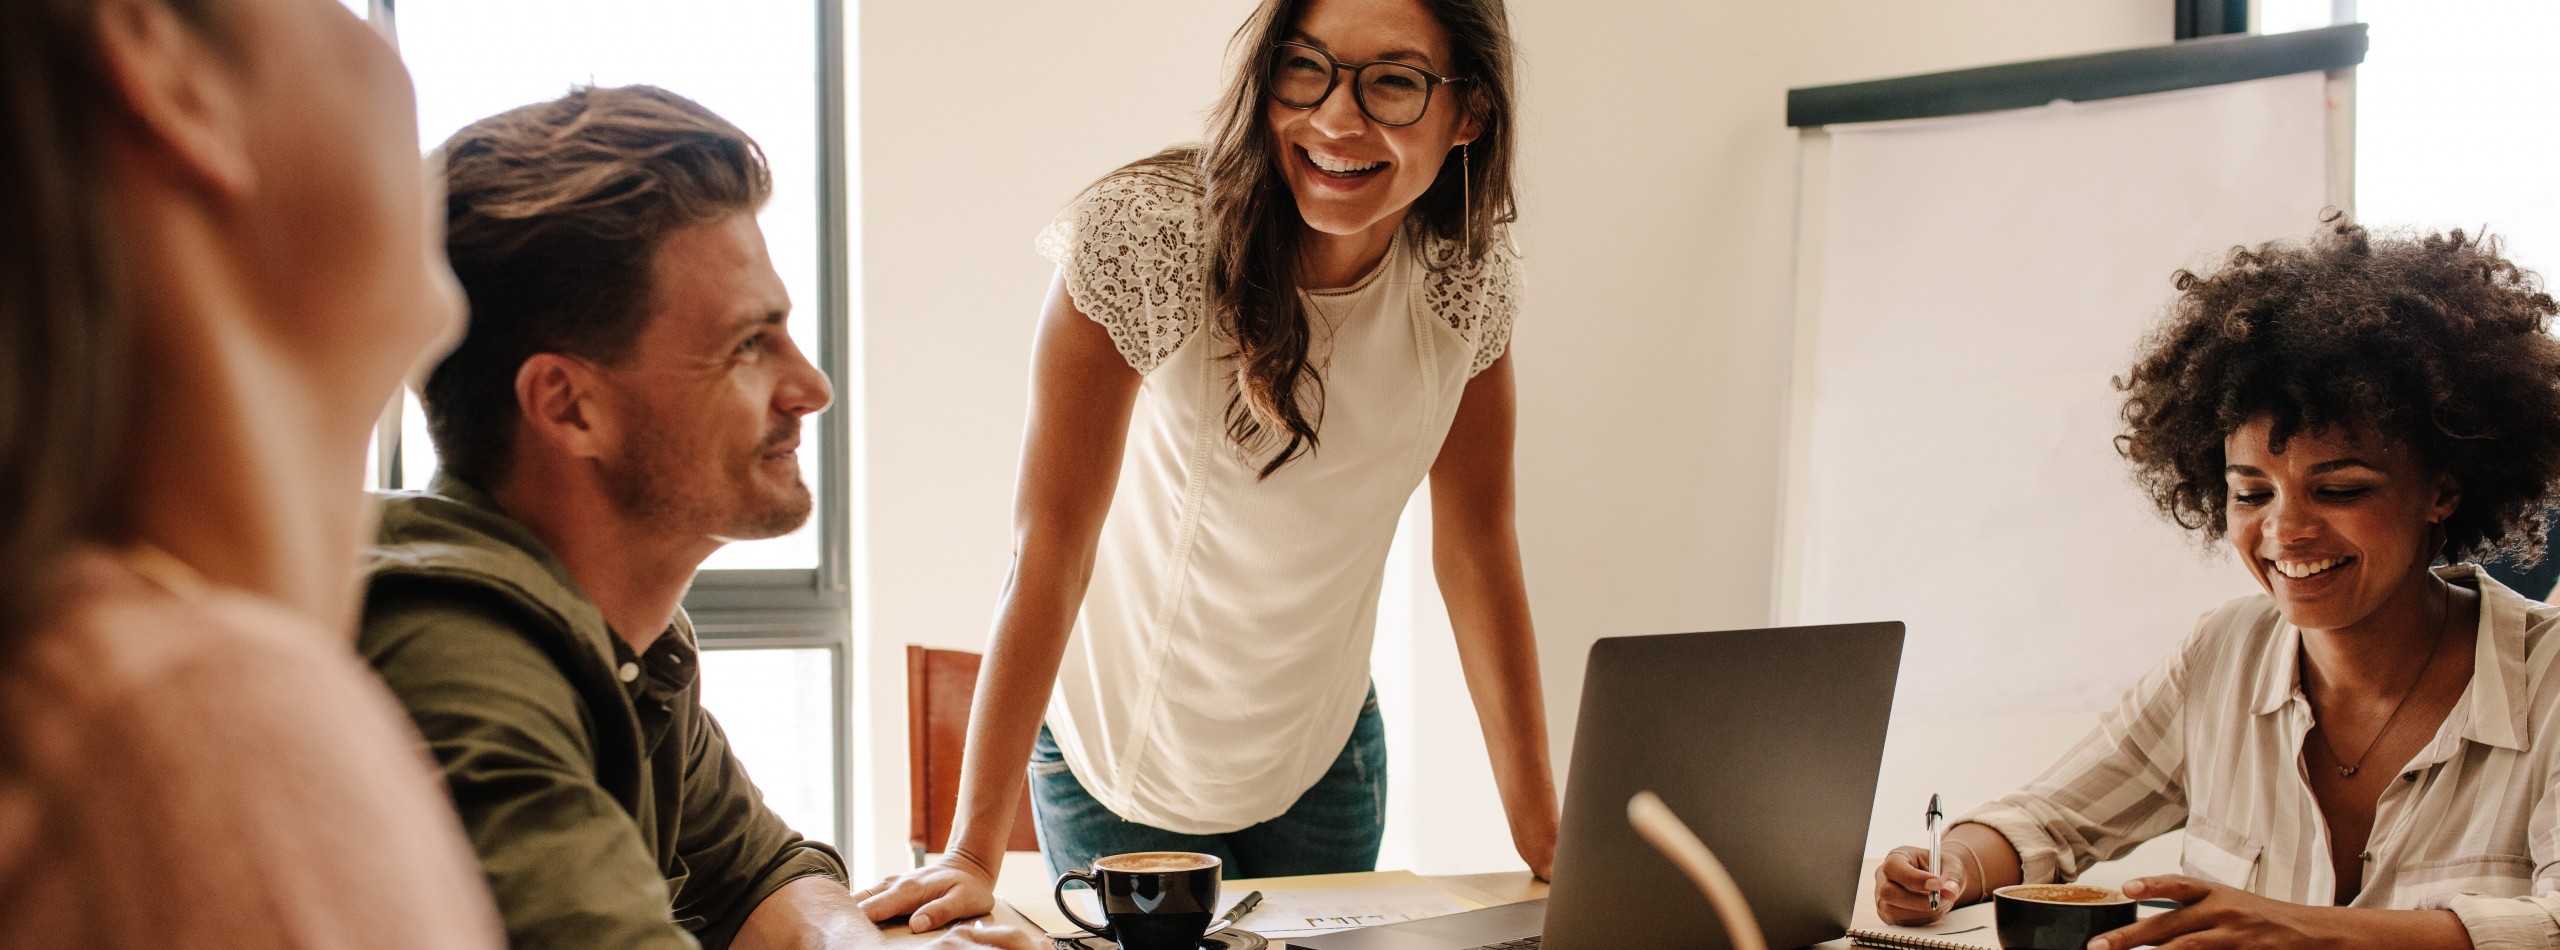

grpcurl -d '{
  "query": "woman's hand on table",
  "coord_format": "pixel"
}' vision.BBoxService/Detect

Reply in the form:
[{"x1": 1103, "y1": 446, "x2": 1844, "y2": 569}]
[
  {"x1": 1874, "y1": 846, "x2": 1965, "y2": 926},
  {"x1": 2089, "y1": 875, "x2": 2471, "y2": 950},
  {"x1": 856, "y1": 852, "x2": 997, "y2": 934},
  {"x1": 1515, "y1": 811, "x2": 1558, "y2": 881}
]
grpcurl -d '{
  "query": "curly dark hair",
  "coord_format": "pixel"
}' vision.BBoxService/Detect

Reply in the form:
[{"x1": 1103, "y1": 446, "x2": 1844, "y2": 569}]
[{"x1": 2115, "y1": 215, "x2": 2560, "y2": 564}]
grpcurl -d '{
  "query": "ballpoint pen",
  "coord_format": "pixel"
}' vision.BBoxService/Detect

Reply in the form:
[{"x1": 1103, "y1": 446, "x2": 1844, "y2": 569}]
[
  {"x1": 1926, "y1": 793, "x2": 1945, "y2": 912},
  {"x1": 1208, "y1": 890, "x2": 1264, "y2": 937}
]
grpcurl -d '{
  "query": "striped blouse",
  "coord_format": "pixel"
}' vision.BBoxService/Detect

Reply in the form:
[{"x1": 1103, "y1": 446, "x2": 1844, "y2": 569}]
[{"x1": 1963, "y1": 564, "x2": 2560, "y2": 949}]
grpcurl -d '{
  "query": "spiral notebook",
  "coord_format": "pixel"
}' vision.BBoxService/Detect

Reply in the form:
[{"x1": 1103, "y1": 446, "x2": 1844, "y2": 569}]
[
  {"x1": 1845, "y1": 901, "x2": 2001, "y2": 950},
  {"x1": 1847, "y1": 897, "x2": 2168, "y2": 949}
]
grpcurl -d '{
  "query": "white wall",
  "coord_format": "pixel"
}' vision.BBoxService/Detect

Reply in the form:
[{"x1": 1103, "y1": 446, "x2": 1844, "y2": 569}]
[{"x1": 852, "y1": 0, "x2": 2169, "y2": 884}]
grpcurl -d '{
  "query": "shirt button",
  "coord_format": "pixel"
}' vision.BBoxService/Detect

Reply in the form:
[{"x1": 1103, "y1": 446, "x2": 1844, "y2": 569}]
[{"x1": 619, "y1": 662, "x2": 640, "y2": 683}]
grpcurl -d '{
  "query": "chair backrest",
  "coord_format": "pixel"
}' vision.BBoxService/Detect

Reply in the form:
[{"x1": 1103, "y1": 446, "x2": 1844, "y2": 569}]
[{"x1": 907, "y1": 646, "x2": 1044, "y2": 860}]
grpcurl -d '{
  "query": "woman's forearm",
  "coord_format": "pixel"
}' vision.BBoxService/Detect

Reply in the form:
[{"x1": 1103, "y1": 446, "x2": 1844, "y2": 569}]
[
  {"x1": 1945, "y1": 822, "x2": 2023, "y2": 906},
  {"x1": 2340, "y1": 909, "x2": 2472, "y2": 950},
  {"x1": 1426, "y1": 360, "x2": 1557, "y2": 859},
  {"x1": 942, "y1": 549, "x2": 1089, "y2": 873},
  {"x1": 942, "y1": 275, "x2": 1139, "y2": 873},
  {"x1": 1446, "y1": 586, "x2": 1556, "y2": 830},
  {"x1": 1434, "y1": 519, "x2": 1559, "y2": 851}
]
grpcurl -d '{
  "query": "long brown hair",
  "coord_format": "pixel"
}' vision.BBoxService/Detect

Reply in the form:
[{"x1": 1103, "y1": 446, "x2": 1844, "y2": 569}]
[
  {"x1": 1133, "y1": 0, "x2": 1517, "y2": 477},
  {"x1": 0, "y1": 0, "x2": 217, "y2": 634}
]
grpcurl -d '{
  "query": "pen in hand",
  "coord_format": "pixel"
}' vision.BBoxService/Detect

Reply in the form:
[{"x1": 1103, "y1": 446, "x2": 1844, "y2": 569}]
[{"x1": 1926, "y1": 793, "x2": 1945, "y2": 912}]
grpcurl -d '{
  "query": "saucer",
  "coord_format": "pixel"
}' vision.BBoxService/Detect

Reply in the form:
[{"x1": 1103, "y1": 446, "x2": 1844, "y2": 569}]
[
  {"x1": 1203, "y1": 930, "x2": 1269, "y2": 950},
  {"x1": 1047, "y1": 930, "x2": 1268, "y2": 950}
]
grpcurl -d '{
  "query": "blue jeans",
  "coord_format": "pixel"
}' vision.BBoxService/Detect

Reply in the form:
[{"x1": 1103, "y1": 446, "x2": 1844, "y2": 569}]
[{"x1": 1030, "y1": 688, "x2": 1387, "y2": 880}]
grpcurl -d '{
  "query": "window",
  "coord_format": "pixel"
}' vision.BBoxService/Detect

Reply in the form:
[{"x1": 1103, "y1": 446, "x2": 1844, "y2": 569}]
[
  {"x1": 2260, "y1": 0, "x2": 2560, "y2": 278},
  {"x1": 698, "y1": 647, "x2": 841, "y2": 844},
  {"x1": 373, "y1": 0, "x2": 853, "y2": 845}
]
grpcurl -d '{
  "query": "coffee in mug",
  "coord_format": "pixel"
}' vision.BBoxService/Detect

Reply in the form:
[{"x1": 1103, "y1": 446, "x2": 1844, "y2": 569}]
[
  {"x1": 1993, "y1": 883, "x2": 2137, "y2": 950},
  {"x1": 1054, "y1": 851, "x2": 1223, "y2": 950}
]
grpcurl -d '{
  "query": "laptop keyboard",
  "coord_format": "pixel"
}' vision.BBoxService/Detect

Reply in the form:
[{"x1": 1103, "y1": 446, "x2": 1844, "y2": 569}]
[{"x1": 1467, "y1": 939, "x2": 1540, "y2": 950}]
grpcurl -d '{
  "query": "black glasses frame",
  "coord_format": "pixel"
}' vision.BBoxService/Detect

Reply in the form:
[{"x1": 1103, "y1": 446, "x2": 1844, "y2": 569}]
[{"x1": 1266, "y1": 41, "x2": 1467, "y2": 128}]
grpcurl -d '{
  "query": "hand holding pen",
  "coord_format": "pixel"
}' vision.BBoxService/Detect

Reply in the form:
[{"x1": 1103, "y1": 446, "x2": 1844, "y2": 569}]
[
  {"x1": 1927, "y1": 793, "x2": 1944, "y2": 912},
  {"x1": 1871, "y1": 796, "x2": 1964, "y2": 926}
]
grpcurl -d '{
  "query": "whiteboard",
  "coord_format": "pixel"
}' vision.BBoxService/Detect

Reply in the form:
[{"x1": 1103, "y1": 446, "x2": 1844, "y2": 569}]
[{"x1": 1780, "y1": 70, "x2": 2341, "y2": 719}]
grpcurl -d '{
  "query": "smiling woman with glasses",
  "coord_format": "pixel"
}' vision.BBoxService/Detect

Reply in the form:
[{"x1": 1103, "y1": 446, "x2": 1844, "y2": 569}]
[{"x1": 856, "y1": 0, "x2": 1559, "y2": 936}]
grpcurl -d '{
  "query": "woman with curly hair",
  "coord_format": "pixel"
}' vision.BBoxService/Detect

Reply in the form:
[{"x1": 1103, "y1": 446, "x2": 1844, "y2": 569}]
[{"x1": 1871, "y1": 217, "x2": 2560, "y2": 950}]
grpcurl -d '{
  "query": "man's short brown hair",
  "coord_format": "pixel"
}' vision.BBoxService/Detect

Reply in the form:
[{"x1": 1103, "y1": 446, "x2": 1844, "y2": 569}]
[{"x1": 425, "y1": 84, "x2": 771, "y2": 489}]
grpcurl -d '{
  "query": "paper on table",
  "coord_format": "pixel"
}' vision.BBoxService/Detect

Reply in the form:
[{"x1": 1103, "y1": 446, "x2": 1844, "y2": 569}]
[
  {"x1": 1229, "y1": 884, "x2": 1476, "y2": 937},
  {"x1": 1845, "y1": 901, "x2": 2001, "y2": 950}
]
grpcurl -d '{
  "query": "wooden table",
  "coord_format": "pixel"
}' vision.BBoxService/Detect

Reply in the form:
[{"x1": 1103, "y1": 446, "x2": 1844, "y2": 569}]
[
  {"x1": 908, "y1": 870, "x2": 1552, "y2": 948},
  {"x1": 906, "y1": 868, "x2": 1857, "y2": 948},
  {"x1": 1299, "y1": 869, "x2": 1860, "y2": 950}
]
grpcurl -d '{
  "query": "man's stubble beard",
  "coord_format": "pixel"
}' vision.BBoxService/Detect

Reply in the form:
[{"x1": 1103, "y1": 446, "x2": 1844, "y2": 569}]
[{"x1": 604, "y1": 409, "x2": 813, "y2": 545}]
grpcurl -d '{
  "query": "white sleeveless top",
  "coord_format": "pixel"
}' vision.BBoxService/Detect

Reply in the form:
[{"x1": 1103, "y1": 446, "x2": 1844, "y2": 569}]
[{"x1": 1032, "y1": 164, "x2": 1521, "y2": 832}]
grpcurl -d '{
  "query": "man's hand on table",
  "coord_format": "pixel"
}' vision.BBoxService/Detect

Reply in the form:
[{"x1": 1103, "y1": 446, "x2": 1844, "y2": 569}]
[
  {"x1": 736, "y1": 875, "x2": 1039, "y2": 950},
  {"x1": 913, "y1": 919, "x2": 1042, "y2": 950}
]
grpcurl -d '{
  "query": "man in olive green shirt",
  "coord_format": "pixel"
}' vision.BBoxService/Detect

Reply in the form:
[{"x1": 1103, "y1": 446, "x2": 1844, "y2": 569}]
[{"x1": 362, "y1": 86, "x2": 1033, "y2": 950}]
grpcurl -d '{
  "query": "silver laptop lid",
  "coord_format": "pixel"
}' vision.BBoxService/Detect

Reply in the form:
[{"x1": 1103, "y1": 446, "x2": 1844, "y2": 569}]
[{"x1": 1541, "y1": 623, "x2": 1904, "y2": 950}]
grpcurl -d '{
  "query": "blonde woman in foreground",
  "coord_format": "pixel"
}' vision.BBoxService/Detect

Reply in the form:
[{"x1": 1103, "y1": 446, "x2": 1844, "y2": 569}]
[{"x1": 0, "y1": 0, "x2": 501, "y2": 944}]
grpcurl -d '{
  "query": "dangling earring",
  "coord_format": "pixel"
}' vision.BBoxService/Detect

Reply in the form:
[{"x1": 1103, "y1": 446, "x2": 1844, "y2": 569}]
[
  {"x1": 1464, "y1": 142, "x2": 1484, "y2": 218},
  {"x1": 1464, "y1": 145, "x2": 1484, "y2": 249}
]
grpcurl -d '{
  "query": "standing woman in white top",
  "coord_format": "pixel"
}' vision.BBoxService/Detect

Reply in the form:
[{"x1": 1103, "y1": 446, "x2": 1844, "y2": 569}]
[{"x1": 861, "y1": 0, "x2": 1557, "y2": 932}]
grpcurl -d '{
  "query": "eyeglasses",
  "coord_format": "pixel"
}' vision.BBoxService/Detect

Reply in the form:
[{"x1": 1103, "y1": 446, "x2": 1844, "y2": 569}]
[{"x1": 1266, "y1": 41, "x2": 1466, "y2": 128}]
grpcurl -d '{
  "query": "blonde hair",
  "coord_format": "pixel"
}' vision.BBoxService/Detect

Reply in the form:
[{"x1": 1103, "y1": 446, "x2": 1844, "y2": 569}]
[{"x1": 0, "y1": 0, "x2": 224, "y2": 630}]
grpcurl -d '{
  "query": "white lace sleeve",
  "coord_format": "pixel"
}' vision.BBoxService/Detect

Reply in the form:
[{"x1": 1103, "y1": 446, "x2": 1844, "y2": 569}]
[
  {"x1": 1033, "y1": 167, "x2": 1208, "y2": 375},
  {"x1": 1420, "y1": 224, "x2": 1523, "y2": 377}
]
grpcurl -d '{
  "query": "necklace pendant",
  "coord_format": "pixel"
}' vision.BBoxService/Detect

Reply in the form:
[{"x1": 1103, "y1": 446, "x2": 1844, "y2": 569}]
[{"x1": 2339, "y1": 765, "x2": 2360, "y2": 778}]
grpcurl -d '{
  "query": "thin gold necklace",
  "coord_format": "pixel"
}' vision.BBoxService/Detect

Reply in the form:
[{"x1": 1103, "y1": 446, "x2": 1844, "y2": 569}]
[{"x1": 2313, "y1": 578, "x2": 2454, "y2": 779}]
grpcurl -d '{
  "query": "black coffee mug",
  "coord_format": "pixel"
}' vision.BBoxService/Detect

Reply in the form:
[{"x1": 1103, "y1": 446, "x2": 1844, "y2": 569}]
[
  {"x1": 1993, "y1": 883, "x2": 2139, "y2": 950},
  {"x1": 1054, "y1": 851, "x2": 1223, "y2": 950}
]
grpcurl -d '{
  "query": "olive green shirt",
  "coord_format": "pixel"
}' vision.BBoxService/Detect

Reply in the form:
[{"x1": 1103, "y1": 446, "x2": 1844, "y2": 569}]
[{"x1": 359, "y1": 475, "x2": 844, "y2": 950}]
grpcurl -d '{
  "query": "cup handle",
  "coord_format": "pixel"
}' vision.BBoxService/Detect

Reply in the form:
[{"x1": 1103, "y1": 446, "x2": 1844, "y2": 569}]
[{"x1": 1054, "y1": 869, "x2": 1113, "y2": 939}]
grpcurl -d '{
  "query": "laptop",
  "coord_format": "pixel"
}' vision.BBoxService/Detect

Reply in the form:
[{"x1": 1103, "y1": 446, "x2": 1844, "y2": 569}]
[{"x1": 1295, "y1": 622, "x2": 1904, "y2": 950}]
